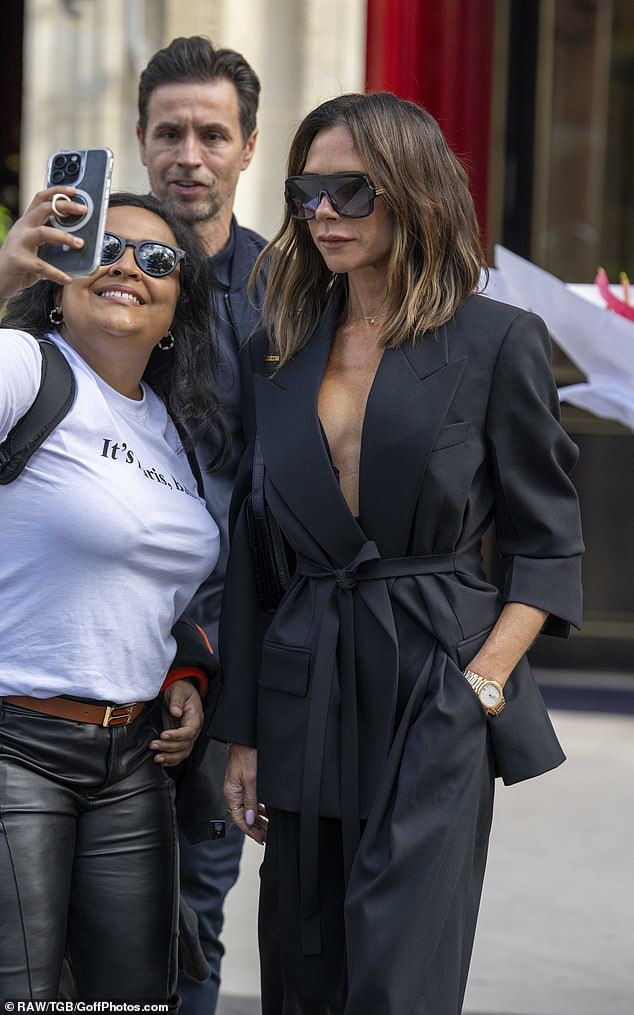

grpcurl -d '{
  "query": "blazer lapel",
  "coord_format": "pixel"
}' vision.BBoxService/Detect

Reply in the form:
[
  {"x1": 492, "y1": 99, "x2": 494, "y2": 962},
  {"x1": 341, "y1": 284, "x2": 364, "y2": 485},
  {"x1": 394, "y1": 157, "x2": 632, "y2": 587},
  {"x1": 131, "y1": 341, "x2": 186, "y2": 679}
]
[
  {"x1": 255, "y1": 312, "x2": 467, "y2": 563},
  {"x1": 254, "y1": 306, "x2": 365, "y2": 565},
  {"x1": 360, "y1": 327, "x2": 467, "y2": 557}
]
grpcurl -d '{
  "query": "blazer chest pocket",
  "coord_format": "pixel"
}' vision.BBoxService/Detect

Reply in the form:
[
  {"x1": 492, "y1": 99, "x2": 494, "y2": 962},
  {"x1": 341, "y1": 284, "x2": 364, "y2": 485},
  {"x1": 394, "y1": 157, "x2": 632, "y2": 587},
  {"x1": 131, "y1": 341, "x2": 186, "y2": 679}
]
[
  {"x1": 259, "y1": 642, "x2": 311, "y2": 697},
  {"x1": 431, "y1": 421, "x2": 469, "y2": 453}
]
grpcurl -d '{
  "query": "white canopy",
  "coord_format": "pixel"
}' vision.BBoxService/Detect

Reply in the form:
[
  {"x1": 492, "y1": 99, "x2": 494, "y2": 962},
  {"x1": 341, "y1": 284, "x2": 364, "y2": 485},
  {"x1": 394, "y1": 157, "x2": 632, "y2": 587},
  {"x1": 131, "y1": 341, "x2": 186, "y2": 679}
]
[{"x1": 483, "y1": 246, "x2": 634, "y2": 432}]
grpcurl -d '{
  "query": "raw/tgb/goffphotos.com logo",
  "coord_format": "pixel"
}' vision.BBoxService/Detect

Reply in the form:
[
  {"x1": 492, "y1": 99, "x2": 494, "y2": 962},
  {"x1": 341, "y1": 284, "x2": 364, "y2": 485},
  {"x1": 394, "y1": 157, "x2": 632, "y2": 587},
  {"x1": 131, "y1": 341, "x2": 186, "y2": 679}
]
[{"x1": 3, "y1": 1004, "x2": 169, "y2": 1013}]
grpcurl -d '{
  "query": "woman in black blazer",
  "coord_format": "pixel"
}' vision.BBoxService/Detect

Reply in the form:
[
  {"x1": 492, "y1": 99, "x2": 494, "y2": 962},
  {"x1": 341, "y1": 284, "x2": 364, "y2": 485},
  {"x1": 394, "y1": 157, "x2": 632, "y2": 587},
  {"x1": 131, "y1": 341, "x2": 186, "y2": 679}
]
[{"x1": 213, "y1": 92, "x2": 583, "y2": 1015}]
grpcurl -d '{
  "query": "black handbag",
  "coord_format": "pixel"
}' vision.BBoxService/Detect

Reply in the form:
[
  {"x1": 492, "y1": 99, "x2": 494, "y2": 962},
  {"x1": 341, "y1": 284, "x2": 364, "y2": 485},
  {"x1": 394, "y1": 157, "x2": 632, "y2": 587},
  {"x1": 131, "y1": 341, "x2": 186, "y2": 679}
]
[{"x1": 245, "y1": 433, "x2": 292, "y2": 612}]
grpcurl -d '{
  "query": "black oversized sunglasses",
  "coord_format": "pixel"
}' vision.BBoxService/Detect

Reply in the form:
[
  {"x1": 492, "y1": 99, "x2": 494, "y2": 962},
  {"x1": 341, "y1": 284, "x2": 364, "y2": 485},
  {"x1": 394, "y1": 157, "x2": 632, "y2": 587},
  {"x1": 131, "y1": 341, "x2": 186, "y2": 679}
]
[
  {"x1": 100, "y1": 232, "x2": 186, "y2": 278},
  {"x1": 284, "y1": 172, "x2": 385, "y2": 221}
]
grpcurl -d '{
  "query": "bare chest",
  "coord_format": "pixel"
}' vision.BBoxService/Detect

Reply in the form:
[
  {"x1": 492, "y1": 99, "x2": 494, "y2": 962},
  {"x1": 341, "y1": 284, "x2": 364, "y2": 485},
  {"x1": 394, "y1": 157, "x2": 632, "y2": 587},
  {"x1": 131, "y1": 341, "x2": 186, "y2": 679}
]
[{"x1": 317, "y1": 337, "x2": 383, "y2": 516}]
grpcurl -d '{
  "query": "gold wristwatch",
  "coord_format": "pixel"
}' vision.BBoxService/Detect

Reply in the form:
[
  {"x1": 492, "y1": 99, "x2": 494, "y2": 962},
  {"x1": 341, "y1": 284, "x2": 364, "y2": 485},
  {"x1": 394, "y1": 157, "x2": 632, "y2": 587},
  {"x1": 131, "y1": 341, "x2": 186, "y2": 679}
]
[{"x1": 463, "y1": 669, "x2": 506, "y2": 716}]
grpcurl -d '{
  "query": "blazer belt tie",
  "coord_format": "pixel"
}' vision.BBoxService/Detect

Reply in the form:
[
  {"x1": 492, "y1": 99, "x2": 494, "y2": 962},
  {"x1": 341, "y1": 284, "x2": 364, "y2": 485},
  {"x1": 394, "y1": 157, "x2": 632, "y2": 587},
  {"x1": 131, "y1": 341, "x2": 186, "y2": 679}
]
[{"x1": 295, "y1": 542, "x2": 468, "y2": 956}]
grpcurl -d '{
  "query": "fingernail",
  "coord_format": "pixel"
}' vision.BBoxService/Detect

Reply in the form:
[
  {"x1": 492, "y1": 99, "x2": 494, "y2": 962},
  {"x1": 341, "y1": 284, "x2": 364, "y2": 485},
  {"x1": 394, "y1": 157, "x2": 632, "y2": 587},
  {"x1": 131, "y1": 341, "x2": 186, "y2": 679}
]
[{"x1": 245, "y1": 809, "x2": 256, "y2": 826}]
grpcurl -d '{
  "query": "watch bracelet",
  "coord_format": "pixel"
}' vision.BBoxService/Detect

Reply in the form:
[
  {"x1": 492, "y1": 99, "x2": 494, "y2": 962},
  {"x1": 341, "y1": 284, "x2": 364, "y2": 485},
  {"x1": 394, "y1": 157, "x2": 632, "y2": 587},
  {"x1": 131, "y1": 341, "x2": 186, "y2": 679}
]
[{"x1": 463, "y1": 668, "x2": 487, "y2": 693}]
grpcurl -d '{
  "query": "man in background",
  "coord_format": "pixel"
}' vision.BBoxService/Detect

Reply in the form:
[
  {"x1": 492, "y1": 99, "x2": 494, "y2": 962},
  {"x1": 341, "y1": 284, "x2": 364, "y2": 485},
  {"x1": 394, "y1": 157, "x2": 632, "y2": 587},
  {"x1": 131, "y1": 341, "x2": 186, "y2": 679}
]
[{"x1": 137, "y1": 35, "x2": 266, "y2": 1013}]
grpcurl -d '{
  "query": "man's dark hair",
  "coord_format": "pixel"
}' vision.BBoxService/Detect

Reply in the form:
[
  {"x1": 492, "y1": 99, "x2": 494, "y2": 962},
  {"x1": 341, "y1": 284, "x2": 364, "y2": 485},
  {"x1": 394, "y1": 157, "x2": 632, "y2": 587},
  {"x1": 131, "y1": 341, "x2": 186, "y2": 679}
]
[{"x1": 138, "y1": 35, "x2": 261, "y2": 144}]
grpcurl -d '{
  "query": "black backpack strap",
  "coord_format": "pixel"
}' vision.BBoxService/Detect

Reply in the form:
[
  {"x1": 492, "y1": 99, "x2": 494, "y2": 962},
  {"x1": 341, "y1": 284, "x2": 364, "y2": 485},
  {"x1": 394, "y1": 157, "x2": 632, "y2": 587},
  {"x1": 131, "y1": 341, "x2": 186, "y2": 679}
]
[
  {"x1": 0, "y1": 338, "x2": 75, "y2": 485},
  {"x1": 169, "y1": 415, "x2": 205, "y2": 499},
  {"x1": 186, "y1": 447, "x2": 205, "y2": 500}
]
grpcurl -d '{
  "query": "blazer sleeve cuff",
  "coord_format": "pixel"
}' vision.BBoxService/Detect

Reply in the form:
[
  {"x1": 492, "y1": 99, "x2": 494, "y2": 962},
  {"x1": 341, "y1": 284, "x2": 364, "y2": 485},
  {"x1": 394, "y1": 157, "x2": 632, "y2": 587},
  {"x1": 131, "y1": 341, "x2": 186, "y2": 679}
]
[
  {"x1": 503, "y1": 553, "x2": 583, "y2": 634},
  {"x1": 209, "y1": 714, "x2": 257, "y2": 748}
]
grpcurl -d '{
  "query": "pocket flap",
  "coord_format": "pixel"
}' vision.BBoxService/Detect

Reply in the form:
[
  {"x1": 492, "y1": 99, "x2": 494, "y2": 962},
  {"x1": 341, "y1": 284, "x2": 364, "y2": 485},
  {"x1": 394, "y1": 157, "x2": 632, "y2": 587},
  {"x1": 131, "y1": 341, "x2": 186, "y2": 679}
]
[{"x1": 259, "y1": 642, "x2": 311, "y2": 697}]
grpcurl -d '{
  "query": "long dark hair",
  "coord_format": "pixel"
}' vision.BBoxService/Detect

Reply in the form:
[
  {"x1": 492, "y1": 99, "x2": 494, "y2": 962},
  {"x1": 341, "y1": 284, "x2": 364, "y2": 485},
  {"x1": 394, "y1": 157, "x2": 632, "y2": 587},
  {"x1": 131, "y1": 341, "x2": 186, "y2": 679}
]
[
  {"x1": 253, "y1": 92, "x2": 486, "y2": 365},
  {"x1": 3, "y1": 191, "x2": 228, "y2": 470}
]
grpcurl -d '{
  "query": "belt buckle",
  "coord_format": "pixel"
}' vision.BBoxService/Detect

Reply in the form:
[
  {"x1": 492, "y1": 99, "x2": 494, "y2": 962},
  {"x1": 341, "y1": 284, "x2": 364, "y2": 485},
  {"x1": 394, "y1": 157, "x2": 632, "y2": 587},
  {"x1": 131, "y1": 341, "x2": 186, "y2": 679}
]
[{"x1": 102, "y1": 702, "x2": 137, "y2": 727}]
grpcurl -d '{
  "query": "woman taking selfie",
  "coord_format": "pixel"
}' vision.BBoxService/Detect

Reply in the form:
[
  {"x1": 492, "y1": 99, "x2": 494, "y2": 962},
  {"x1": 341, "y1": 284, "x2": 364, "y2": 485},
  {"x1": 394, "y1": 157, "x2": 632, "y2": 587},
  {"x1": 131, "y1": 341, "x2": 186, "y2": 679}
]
[
  {"x1": 215, "y1": 92, "x2": 584, "y2": 1014},
  {"x1": 0, "y1": 187, "x2": 225, "y2": 1003}
]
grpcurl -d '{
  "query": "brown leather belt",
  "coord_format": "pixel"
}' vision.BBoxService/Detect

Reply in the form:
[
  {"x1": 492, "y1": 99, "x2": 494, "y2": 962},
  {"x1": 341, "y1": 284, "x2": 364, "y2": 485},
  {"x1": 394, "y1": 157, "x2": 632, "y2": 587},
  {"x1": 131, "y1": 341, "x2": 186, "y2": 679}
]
[{"x1": 3, "y1": 695, "x2": 145, "y2": 727}]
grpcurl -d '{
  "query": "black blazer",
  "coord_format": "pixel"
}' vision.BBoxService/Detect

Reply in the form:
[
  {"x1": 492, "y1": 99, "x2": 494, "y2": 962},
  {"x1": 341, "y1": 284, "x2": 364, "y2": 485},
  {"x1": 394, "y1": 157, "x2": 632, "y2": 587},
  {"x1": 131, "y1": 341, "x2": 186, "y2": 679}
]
[{"x1": 214, "y1": 293, "x2": 583, "y2": 814}]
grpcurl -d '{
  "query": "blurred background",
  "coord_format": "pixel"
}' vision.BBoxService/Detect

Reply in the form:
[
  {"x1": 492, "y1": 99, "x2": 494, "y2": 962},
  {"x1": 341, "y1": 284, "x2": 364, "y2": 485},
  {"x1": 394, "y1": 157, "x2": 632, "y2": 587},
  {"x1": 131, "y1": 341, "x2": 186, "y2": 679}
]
[{"x1": 2, "y1": 0, "x2": 633, "y2": 671}]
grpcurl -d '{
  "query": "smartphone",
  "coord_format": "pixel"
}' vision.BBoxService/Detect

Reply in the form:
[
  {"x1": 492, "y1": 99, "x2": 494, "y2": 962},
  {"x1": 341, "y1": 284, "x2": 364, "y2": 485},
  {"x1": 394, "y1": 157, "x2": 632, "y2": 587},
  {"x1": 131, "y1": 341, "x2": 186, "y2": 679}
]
[{"x1": 39, "y1": 147, "x2": 114, "y2": 276}]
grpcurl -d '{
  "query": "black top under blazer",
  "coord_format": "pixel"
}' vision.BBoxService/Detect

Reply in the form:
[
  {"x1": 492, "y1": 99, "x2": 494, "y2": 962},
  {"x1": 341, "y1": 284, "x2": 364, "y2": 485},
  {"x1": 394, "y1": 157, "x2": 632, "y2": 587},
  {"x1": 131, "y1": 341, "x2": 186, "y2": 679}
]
[{"x1": 214, "y1": 292, "x2": 584, "y2": 816}]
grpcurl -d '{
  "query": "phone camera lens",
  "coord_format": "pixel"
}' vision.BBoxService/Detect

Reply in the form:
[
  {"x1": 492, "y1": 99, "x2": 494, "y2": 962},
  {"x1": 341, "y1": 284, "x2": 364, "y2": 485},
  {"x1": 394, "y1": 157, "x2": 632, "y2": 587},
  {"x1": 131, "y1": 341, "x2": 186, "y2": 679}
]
[
  {"x1": 50, "y1": 169, "x2": 65, "y2": 184},
  {"x1": 66, "y1": 160, "x2": 80, "y2": 177},
  {"x1": 52, "y1": 154, "x2": 66, "y2": 169}
]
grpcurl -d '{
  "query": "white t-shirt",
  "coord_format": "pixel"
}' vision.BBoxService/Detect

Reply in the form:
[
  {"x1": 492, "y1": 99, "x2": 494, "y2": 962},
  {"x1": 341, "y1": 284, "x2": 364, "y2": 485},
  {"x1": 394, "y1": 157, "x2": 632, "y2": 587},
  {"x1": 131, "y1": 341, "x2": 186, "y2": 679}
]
[{"x1": 0, "y1": 329, "x2": 219, "y2": 701}]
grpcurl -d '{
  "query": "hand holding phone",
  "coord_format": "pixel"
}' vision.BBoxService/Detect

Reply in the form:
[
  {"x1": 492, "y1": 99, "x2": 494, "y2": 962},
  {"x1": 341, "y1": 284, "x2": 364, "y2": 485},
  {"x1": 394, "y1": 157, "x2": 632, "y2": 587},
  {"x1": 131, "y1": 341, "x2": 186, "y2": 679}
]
[{"x1": 39, "y1": 147, "x2": 114, "y2": 276}]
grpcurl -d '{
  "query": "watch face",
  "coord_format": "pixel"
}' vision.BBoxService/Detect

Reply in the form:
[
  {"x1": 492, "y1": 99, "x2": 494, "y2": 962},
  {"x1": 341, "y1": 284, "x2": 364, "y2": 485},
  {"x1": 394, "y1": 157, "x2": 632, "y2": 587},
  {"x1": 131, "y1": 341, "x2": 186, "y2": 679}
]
[{"x1": 480, "y1": 682, "x2": 502, "y2": 708}]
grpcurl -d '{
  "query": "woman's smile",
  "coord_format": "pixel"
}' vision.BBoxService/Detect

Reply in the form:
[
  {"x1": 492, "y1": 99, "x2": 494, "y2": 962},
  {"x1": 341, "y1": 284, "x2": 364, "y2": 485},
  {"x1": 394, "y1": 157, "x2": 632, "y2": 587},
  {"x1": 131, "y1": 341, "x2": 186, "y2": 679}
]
[{"x1": 94, "y1": 284, "x2": 145, "y2": 306}]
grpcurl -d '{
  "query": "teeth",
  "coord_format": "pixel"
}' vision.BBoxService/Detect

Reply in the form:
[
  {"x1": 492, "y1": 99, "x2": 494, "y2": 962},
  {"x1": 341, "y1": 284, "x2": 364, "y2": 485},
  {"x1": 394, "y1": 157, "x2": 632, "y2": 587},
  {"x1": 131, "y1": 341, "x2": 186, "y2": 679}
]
[{"x1": 100, "y1": 290, "x2": 141, "y2": 304}]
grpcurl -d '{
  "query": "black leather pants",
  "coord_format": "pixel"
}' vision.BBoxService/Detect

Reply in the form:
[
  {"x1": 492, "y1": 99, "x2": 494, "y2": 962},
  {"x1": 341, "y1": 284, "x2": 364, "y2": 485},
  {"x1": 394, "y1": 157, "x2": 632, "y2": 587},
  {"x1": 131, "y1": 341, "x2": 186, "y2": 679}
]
[{"x1": 0, "y1": 700, "x2": 179, "y2": 1004}]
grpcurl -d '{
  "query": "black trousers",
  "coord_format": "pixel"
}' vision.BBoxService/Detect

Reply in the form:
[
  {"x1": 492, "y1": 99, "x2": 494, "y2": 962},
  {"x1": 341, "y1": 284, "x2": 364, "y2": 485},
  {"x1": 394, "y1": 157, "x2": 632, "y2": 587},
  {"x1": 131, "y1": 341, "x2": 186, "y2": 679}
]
[
  {"x1": 260, "y1": 811, "x2": 348, "y2": 1015},
  {"x1": 258, "y1": 657, "x2": 495, "y2": 1015},
  {"x1": 0, "y1": 700, "x2": 179, "y2": 1004}
]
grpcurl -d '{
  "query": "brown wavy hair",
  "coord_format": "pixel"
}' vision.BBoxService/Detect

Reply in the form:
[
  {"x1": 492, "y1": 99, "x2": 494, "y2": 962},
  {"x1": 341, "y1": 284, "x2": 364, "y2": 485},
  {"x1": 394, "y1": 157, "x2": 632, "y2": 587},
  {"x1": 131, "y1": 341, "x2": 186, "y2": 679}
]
[{"x1": 253, "y1": 92, "x2": 486, "y2": 364}]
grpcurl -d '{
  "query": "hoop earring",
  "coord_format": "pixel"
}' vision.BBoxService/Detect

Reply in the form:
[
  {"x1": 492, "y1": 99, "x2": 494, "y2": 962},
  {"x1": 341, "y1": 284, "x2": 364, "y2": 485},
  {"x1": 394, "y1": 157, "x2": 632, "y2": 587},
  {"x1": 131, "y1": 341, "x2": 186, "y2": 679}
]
[
  {"x1": 157, "y1": 331, "x2": 175, "y2": 351},
  {"x1": 49, "y1": 306, "x2": 64, "y2": 326}
]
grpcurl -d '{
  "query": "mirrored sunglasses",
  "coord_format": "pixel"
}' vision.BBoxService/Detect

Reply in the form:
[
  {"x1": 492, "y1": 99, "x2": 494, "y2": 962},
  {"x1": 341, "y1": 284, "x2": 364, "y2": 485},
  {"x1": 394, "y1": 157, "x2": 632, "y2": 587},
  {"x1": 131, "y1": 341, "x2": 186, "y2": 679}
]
[
  {"x1": 100, "y1": 232, "x2": 186, "y2": 278},
  {"x1": 284, "y1": 172, "x2": 385, "y2": 220}
]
